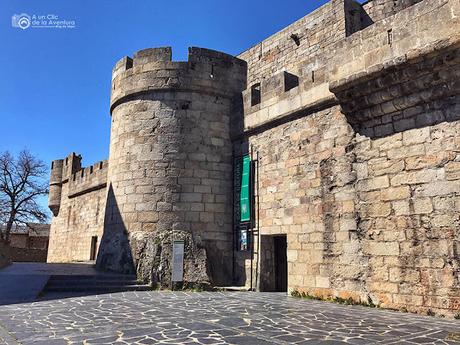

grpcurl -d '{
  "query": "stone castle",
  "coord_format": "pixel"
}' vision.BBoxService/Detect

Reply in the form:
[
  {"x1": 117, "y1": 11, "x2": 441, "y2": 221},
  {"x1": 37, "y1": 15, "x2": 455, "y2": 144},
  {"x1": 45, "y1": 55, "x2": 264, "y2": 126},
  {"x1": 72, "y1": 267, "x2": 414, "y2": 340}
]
[{"x1": 47, "y1": 0, "x2": 460, "y2": 316}]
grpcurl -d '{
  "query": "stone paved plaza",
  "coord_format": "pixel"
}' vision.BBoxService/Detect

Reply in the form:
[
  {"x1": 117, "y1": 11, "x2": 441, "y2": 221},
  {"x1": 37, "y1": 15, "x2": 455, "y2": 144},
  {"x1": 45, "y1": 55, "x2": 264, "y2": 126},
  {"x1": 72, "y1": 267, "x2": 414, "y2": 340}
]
[{"x1": 0, "y1": 291, "x2": 459, "y2": 345}]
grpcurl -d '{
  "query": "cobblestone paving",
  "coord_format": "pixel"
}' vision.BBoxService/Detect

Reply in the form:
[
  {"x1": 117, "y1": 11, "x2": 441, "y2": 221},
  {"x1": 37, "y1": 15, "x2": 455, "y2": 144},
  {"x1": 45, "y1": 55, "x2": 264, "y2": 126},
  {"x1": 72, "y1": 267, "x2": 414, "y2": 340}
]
[{"x1": 0, "y1": 292, "x2": 459, "y2": 345}]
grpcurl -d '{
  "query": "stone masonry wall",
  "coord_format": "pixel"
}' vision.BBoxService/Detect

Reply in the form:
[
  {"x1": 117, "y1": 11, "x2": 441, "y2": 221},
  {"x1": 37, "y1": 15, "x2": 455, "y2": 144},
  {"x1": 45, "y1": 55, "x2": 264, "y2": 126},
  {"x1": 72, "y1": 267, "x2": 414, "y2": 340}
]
[
  {"x1": 44, "y1": 0, "x2": 459, "y2": 317},
  {"x1": 237, "y1": 0, "x2": 349, "y2": 88},
  {"x1": 97, "y1": 47, "x2": 246, "y2": 287},
  {"x1": 99, "y1": 93, "x2": 235, "y2": 285},
  {"x1": 237, "y1": 107, "x2": 459, "y2": 316},
  {"x1": 235, "y1": 0, "x2": 460, "y2": 317},
  {"x1": 47, "y1": 158, "x2": 108, "y2": 262},
  {"x1": 234, "y1": 105, "x2": 364, "y2": 296},
  {"x1": 353, "y1": 120, "x2": 460, "y2": 315},
  {"x1": 362, "y1": 0, "x2": 424, "y2": 23}
]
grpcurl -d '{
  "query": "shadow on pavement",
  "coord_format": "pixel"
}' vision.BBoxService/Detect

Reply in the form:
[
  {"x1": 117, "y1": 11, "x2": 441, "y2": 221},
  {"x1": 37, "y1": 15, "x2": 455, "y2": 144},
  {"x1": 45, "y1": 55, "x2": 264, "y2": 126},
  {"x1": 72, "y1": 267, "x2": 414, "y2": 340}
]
[{"x1": 0, "y1": 262, "x2": 142, "y2": 306}]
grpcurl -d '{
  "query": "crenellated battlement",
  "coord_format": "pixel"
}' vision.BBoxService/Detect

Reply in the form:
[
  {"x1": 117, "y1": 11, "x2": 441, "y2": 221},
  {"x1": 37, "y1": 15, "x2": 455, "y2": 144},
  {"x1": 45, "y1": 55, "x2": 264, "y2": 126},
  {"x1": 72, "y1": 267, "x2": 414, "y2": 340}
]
[
  {"x1": 110, "y1": 47, "x2": 247, "y2": 113},
  {"x1": 48, "y1": 154, "x2": 108, "y2": 216},
  {"x1": 67, "y1": 160, "x2": 108, "y2": 198},
  {"x1": 238, "y1": 0, "x2": 459, "y2": 133}
]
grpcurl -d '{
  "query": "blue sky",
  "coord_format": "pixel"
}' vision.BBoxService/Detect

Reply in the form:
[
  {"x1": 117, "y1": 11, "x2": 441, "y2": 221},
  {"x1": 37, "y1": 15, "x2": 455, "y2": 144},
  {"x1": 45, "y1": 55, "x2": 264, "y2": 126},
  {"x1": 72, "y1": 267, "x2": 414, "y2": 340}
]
[{"x1": 0, "y1": 0, "x2": 337, "y2": 213}]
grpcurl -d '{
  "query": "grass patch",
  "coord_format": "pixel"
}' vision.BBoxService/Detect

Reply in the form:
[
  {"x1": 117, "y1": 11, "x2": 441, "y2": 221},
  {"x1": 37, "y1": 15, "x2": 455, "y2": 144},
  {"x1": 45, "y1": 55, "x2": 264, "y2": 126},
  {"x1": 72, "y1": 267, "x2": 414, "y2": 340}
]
[
  {"x1": 291, "y1": 290, "x2": 378, "y2": 308},
  {"x1": 427, "y1": 309, "x2": 436, "y2": 317}
]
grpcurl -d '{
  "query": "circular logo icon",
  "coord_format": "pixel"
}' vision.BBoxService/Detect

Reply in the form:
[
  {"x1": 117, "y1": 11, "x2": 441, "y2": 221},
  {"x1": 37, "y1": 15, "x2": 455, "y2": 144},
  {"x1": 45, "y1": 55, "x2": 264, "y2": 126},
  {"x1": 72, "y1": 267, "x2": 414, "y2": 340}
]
[{"x1": 17, "y1": 14, "x2": 31, "y2": 30}]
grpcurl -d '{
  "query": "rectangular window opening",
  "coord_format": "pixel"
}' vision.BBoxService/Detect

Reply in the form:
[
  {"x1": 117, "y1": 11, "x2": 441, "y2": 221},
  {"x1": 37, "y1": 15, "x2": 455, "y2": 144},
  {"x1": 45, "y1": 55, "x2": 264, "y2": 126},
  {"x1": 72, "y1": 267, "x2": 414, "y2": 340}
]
[
  {"x1": 251, "y1": 83, "x2": 261, "y2": 106},
  {"x1": 90, "y1": 236, "x2": 98, "y2": 261},
  {"x1": 284, "y1": 72, "x2": 299, "y2": 92}
]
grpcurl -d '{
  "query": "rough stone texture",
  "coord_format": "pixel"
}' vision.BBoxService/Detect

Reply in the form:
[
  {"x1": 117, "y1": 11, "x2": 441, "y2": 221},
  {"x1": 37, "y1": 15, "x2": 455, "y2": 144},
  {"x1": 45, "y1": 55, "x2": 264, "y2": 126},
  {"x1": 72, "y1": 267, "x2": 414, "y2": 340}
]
[
  {"x1": 362, "y1": 0, "x2": 424, "y2": 23},
  {"x1": 234, "y1": 0, "x2": 460, "y2": 317},
  {"x1": 96, "y1": 47, "x2": 247, "y2": 287},
  {"x1": 238, "y1": 0, "x2": 347, "y2": 88},
  {"x1": 47, "y1": 154, "x2": 108, "y2": 262},
  {"x1": 46, "y1": 0, "x2": 460, "y2": 316},
  {"x1": 233, "y1": 105, "x2": 365, "y2": 298}
]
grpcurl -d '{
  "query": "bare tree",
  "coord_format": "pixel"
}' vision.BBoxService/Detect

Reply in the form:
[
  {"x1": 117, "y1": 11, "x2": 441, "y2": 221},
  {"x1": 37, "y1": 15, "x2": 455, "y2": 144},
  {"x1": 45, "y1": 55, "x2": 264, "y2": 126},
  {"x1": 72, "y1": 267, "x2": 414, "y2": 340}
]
[{"x1": 0, "y1": 150, "x2": 49, "y2": 243}]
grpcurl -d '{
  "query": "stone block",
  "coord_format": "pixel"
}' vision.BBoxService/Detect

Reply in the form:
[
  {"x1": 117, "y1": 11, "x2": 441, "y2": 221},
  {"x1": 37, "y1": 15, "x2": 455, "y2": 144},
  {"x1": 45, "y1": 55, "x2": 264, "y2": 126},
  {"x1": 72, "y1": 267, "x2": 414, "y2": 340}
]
[
  {"x1": 181, "y1": 193, "x2": 202, "y2": 203},
  {"x1": 287, "y1": 250, "x2": 298, "y2": 262},
  {"x1": 369, "y1": 159, "x2": 405, "y2": 176},
  {"x1": 405, "y1": 153, "x2": 451, "y2": 170},
  {"x1": 362, "y1": 202, "x2": 392, "y2": 217},
  {"x1": 365, "y1": 242, "x2": 400, "y2": 256},
  {"x1": 380, "y1": 186, "x2": 411, "y2": 201},
  {"x1": 390, "y1": 169, "x2": 438, "y2": 186},
  {"x1": 387, "y1": 144, "x2": 425, "y2": 160},
  {"x1": 393, "y1": 200, "x2": 411, "y2": 216},
  {"x1": 414, "y1": 181, "x2": 460, "y2": 197},
  {"x1": 357, "y1": 176, "x2": 389, "y2": 192},
  {"x1": 315, "y1": 276, "x2": 330, "y2": 288},
  {"x1": 402, "y1": 128, "x2": 430, "y2": 145},
  {"x1": 369, "y1": 281, "x2": 399, "y2": 294},
  {"x1": 413, "y1": 198, "x2": 433, "y2": 214},
  {"x1": 445, "y1": 161, "x2": 460, "y2": 181}
]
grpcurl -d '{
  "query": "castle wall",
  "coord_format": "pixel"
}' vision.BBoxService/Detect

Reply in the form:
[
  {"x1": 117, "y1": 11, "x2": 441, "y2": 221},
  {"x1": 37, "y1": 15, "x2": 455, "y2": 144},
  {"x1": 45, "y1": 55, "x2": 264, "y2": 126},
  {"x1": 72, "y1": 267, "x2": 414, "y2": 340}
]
[
  {"x1": 47, "y1": 156, "x2": 108, "y2": 262},
  {"x1": 44, "y1": 0, "x2": 460, "y2": 316},
  {"x1": 234, "y1": 105, "x2": 361, "y2": 292},
  {"x1": 96, "y1": 47, "x2": 246, "y2": 286},
  {"x1": 237, "y1": 0, "x2": 426, "y2": 95},
  {"x1": 235, "y1": 0, "x2": 460, "y2": 316},
  {"x1": 237, "y1": 0, "x2": 351, "y2": 88},
  {"x1": 362, "y1": 0, "x2": 424, "y2": 23}
]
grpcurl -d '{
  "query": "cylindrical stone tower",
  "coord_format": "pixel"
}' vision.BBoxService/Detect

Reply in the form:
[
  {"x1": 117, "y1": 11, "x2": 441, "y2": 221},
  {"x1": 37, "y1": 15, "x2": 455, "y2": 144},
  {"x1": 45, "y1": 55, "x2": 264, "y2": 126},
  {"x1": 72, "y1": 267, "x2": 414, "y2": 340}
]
[
  {"x1": 48, "y1": 159, "x2": 64, "y2": 216},
  {"x1": 96, "y1": 47, "x2": 246, "y2": 287}
]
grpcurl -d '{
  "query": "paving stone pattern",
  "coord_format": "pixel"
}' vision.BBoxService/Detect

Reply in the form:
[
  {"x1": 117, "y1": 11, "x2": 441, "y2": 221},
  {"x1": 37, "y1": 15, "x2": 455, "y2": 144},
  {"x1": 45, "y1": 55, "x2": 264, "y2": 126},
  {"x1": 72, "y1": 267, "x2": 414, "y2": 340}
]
[{"x1": 0, "y1": 292, "x2": 459, "y2": 345}]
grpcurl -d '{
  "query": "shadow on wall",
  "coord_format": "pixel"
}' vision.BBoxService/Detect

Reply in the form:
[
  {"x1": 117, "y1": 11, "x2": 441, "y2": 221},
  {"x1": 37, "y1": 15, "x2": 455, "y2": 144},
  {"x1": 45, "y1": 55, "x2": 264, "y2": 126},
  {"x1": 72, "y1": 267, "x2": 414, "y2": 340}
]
[
  {"x1": 345, "y1": 0, "x2": 374, "y2": 37},
  {"x1": 230, "y1": 129, "x2": 253, "y2": 288},
  {"x1": 96, "y1": 184, "x2": 212, "y2": 288},
  {"x1": 96, "y1": 184, "x2": 136, "y2": 276},
  {"x1": 348, "y1": 96, "x2": 460, "y2": 140},
  {"x1": 336, "y1": 46, "x2": 460, "y2": 140}
]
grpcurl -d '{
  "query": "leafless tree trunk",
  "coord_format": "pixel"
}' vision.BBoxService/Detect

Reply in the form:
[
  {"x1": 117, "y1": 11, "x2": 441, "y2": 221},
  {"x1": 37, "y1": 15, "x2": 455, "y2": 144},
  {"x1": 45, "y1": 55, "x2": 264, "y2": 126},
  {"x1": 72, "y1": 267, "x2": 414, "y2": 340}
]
[{"x1": 0, "y1": 151, "x2": 49, "y2": 243}]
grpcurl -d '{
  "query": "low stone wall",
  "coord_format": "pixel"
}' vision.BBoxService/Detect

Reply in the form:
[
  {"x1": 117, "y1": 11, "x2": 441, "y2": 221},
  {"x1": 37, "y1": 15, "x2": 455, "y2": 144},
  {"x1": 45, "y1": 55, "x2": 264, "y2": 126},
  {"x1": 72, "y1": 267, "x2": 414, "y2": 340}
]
[
  {"x1": 0, "y1": 242, "x2": 10, "y2": 268},
  {"x1": 0, "y1": 253, "x2": 9, "y2": 268},
  {"x1": 0, "y1": 242, "x2": 47, "y2": 263}
]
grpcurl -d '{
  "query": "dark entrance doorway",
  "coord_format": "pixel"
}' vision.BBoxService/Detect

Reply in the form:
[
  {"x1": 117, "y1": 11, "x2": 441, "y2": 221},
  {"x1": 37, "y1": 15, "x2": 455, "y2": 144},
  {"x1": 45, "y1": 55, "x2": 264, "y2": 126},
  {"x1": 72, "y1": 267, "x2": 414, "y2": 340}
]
[
  {"x1": 273, "y1": 235, "x2": 287, "y2": 292},
  {"x1": 90, "y1": 236, "x2": 98, "y2": 261}
]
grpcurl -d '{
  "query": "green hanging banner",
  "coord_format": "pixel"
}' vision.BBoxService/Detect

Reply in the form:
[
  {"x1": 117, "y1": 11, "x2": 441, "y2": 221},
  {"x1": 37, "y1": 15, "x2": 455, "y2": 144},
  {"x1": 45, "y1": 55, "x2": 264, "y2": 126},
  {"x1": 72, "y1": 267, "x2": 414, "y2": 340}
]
[{"x1": 240, "y1": 155, "x2": 251, "y2": 222}]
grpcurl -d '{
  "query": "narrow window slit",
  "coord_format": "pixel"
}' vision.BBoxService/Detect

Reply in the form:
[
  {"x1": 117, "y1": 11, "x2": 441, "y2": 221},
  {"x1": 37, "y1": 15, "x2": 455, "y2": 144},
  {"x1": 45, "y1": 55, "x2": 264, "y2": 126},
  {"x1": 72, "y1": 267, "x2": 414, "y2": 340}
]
[{"x1": 387, "y1": 29, "x2": 393, "y2": 46}]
